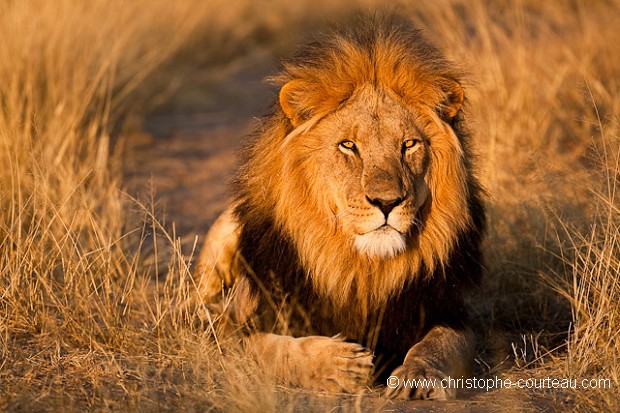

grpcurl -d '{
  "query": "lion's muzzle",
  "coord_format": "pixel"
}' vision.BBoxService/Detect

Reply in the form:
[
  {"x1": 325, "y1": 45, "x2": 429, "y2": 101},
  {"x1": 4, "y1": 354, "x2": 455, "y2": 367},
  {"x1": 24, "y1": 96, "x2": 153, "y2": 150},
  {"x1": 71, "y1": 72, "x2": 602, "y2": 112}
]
[{"x1": 366, "y1": 195, "x2": 405, "y2": 218}]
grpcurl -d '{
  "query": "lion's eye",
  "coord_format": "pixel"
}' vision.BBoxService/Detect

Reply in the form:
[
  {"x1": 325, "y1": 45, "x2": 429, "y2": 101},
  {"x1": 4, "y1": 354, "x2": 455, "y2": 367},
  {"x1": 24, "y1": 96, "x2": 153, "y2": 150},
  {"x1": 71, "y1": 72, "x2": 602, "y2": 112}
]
[
  {"x1": 403, "y1": 139, "x2": 420, "y2": 151},
  {"x1": 339, "y1": 140, "x2": 356, "y2": 151}
]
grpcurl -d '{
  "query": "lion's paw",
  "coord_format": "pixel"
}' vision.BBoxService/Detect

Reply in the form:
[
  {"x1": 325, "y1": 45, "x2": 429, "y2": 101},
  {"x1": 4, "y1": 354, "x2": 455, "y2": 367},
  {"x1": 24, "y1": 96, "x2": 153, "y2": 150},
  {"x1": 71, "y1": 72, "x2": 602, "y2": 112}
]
[
  {"x1": 385, "y1": 359, "x2": 455, "y2": 400},
  {"x1": 293, "y1": 335, "x2": 373, "y2": 393}
]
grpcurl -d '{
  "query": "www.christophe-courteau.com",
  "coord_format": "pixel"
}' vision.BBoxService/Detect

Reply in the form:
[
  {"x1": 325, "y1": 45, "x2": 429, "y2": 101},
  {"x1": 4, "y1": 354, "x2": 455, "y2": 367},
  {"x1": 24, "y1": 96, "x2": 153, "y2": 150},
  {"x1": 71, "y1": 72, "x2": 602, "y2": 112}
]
[{"x1": 386, "y1": 375, "x2": 613, "y2": 392}]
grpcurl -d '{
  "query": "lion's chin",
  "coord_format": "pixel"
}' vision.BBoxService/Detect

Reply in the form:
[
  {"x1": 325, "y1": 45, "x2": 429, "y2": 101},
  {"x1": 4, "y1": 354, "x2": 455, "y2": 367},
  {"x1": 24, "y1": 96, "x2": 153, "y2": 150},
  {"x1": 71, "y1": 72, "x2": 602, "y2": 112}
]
[{"x1": 353, "y1": 226, "x2": 406, "y2": 259}]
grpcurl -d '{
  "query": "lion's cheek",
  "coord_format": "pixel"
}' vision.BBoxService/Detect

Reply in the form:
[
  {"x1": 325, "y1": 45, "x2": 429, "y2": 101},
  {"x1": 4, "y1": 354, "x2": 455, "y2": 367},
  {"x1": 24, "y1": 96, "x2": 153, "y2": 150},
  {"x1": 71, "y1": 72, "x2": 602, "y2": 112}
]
[{"x1": 414, "y1": 178, "x2": 431, "y2": 210}]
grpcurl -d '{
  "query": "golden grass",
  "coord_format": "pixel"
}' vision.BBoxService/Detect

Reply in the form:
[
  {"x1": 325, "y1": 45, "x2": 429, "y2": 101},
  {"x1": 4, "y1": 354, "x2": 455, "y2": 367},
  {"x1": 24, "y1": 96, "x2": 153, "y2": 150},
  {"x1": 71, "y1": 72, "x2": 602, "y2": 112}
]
[
  {"x1": 0, "y1": 1, "x2": 220, "y2": 409},
  {"x1": 1, "y1": 0, "x2": 619, "y2": 411},
  {"x1": 551, "y1": 111, "x2": 620, "y2": 411}
]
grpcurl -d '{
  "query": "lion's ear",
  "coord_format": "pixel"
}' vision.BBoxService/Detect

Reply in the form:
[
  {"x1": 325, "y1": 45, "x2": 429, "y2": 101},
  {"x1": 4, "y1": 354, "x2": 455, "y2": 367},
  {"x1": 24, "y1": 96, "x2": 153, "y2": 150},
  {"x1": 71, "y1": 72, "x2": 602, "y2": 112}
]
[
  {"x1": 280, "y1": 79, "x2": 352, "y2": 126},
  {"x1": 439, "y1": 79, "x2": 464, "y2": 120},
  {"x1": 279, "y1": 79, "x2": 307, "y2": 127}
]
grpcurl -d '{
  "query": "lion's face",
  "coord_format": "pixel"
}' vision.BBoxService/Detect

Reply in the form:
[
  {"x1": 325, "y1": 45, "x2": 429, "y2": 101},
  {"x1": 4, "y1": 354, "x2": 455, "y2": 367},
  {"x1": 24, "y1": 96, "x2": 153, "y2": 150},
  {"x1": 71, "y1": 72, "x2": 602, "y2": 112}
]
[
  {"x1": 231, "y1": 24, "x2": 480, "y2": 310},
  {"x1": 320, "y1": 88, "x2": 430, "y2": 258},
  {"x1": 282, "y1": 86, "x2": 450, "y2": 259}
]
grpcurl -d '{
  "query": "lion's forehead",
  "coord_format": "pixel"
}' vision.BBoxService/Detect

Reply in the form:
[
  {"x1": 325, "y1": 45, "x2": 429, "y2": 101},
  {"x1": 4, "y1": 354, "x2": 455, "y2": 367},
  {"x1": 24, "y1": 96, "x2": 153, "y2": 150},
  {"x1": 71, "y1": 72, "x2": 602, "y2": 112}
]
[{"x1": 322, "y1": 89, "x2": 431, "y2": 147}]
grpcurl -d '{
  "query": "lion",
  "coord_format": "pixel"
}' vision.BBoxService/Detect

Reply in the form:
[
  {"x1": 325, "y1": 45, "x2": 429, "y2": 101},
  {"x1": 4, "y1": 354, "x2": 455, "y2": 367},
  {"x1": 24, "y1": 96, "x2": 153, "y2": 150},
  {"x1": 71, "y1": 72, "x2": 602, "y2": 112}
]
[{"x1": 193, "y1": 14, "x2": 485, "y2": 400}]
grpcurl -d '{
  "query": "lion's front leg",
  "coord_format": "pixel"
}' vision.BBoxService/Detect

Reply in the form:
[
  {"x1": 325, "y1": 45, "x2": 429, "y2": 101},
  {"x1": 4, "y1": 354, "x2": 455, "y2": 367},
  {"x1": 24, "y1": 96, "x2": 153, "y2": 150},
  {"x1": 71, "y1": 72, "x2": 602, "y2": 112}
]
[
  {"x1": 248, "y1": 333, "x2": 373, "y2": 393},
  {"x1": 385, "y1": 325, "x2": 475, "y2": 400}
]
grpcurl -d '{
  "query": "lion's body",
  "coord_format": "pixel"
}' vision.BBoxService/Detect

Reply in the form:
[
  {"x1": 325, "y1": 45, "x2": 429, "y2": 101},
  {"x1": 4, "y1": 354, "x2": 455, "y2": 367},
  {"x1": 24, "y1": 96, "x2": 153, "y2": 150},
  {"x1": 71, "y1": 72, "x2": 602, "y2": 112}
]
[{"x1": 194, "y1": 14, "x2": 485, "y2": 399}]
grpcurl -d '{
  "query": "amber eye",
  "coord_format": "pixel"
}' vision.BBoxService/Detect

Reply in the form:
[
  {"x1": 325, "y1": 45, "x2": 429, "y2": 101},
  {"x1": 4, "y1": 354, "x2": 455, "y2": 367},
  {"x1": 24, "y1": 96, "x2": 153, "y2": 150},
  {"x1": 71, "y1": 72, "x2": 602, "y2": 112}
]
[
  {"x1": 339, "y1": 140, "x2": 356, "y2": 151},
  {"x1": 403, "y1": 139, "x2": 420, "y2": 151}
]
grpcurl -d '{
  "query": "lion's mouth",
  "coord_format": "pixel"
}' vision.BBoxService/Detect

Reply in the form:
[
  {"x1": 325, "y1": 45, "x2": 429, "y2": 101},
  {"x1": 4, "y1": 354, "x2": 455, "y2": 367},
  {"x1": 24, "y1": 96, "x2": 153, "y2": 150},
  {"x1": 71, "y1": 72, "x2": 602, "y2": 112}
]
[
  {"x1": 354, "y1": 225, "x2": 407, "y2": 258},
  {"x1": 379, "y1": 223, "x2": 401, "y2": 232},
  {"x1": 362, "y1": 224, "x2": 403, "y2": 236}
]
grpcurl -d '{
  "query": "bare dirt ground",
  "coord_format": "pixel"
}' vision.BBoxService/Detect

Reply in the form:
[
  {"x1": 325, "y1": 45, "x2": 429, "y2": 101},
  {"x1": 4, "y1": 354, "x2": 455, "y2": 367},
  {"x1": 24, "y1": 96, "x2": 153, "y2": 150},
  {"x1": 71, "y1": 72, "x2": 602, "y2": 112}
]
[
  {"x1": 123, "y1": 58, "x2": 559, "y2": 413},
  {"x1": 124, "y1": 60, "x2": 276, "y2": 243}
]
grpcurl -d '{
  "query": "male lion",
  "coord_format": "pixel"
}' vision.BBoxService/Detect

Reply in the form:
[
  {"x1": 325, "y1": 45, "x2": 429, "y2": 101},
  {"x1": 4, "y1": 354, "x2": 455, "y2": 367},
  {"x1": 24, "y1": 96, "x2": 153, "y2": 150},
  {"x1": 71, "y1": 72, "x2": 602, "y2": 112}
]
[{"x1": 194, "y1": 14, "x2": 485, "y2": 400}]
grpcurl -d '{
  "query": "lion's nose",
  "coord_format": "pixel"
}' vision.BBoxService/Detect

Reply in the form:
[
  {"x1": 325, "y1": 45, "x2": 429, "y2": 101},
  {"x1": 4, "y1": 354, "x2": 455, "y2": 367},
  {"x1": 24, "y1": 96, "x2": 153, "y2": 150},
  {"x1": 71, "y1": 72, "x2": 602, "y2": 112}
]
[{"x1": 366, "y1": 196, "x2": 404, "y2": 218}]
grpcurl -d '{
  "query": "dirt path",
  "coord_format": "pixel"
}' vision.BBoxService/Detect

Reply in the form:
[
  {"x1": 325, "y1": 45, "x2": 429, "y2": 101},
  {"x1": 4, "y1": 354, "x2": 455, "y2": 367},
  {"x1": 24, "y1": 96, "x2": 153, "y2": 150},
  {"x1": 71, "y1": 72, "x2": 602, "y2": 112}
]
[
  {"x1": 126, "y1": 111, "x2": 242, "y2": 239},
  {"x1": 124, "y1": 59, "x2": 276, "y2": 252}
]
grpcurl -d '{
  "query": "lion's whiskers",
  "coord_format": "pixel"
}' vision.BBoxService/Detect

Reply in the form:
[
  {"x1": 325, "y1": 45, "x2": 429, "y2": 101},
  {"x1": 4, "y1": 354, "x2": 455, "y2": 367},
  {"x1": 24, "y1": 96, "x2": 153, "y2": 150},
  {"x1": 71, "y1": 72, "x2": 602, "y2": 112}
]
[{"x1": 333, "y1": 207, "x2": 354, "y2": 220}]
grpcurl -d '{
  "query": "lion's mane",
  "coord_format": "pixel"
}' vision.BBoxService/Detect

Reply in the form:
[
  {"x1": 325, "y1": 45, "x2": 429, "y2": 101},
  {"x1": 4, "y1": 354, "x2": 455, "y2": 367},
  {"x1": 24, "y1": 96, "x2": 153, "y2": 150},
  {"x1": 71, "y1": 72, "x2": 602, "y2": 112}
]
[{"x1": 230, "y1": 15, "x2": 485, "y2": 358}]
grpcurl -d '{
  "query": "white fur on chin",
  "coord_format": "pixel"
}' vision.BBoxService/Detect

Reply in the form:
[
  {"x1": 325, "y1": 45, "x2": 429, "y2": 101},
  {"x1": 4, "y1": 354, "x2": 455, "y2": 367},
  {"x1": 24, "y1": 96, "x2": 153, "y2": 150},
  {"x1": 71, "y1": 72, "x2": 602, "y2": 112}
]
[{"x1": 353, "y1": 227, "x2": 406, "y2": 258}]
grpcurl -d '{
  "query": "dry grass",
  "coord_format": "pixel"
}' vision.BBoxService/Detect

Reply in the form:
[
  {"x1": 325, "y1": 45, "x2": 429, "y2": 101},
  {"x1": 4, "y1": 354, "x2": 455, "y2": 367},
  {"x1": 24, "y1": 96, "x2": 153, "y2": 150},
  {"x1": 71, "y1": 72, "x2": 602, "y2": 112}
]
[
  {"x1": 0, "y1": 1, "x2": 221, "y2": 410},
  {"x1": 1, "y1": 0, "x2": 619, "y2": 411},
  {"x1": 550, "y1": 109, "x2": 620, "y2": 411}
]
